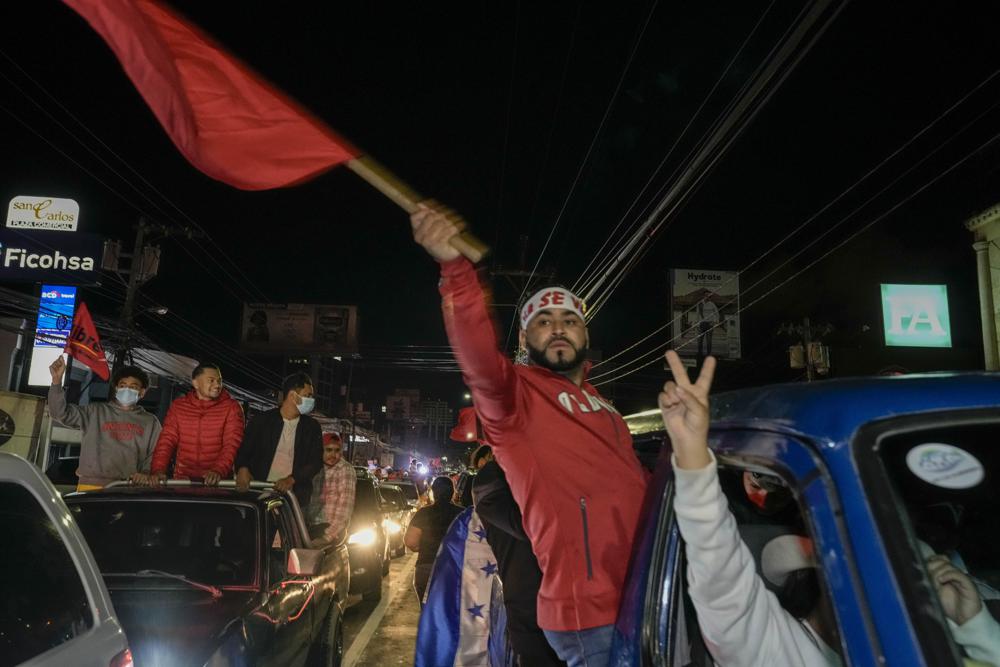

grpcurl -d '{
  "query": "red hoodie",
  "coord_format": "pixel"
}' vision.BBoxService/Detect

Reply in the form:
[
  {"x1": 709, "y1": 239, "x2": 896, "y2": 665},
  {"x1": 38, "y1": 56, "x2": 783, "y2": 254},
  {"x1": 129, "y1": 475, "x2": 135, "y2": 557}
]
[
  {"x1": 150, "y1": 389, "x2": 245, "y2": 479},
  {"x1": 440, "y1": 257, "x2": 648, "y2": 632}
]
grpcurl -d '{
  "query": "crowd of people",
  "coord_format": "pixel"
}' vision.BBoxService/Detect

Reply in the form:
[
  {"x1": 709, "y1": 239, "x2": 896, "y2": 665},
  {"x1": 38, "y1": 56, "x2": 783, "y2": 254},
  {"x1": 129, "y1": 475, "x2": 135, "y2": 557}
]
[
  {"x1": 48, "y1": 361, "x2": 357, "y2": 548},
  {"x1": 42, "y1": 200, "x2": 999, "y2": 667}
]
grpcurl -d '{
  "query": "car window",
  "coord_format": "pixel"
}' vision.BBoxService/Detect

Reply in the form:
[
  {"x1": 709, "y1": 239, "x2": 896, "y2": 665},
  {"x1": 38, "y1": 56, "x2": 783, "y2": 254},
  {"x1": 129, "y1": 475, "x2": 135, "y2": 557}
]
[
  {"x1": 267, "y1": 501, "x2": 291, "y2": 588},
  {"x1": 0, "y1": 481, "x2": 94, "y2": 665},
  {"x1": 870, "y1": 420, "x2": 1000, "y2": 666},
  {"x1": 383, "y1": 486, "x2": 405, "y2": 506},
  {"x1": 656, "y1": 463, "x2": 845, "y2": 666},
  {"x1": 70, "y1": 499, "x2": 258, "y2": 586}
]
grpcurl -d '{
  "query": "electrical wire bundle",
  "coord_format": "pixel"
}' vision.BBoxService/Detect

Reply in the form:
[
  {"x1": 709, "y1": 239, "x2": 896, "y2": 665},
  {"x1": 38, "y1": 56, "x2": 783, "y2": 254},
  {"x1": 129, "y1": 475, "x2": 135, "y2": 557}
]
[
  {"x1": 585, "y1": 70, "x2": 1000, "y2": 387},
  {"x1": 0, "y1": 45, "x2": 286, "y2": 391}
]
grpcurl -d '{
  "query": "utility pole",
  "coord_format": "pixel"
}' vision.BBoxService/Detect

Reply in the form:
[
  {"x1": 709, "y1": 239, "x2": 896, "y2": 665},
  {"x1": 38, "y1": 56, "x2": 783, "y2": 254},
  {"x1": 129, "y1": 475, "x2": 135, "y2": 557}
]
[
  {"x1": 780, "y1": 317, "x2": 832, "y2": 381},
  {"x1": 104, "y1": 217, "x2": 204, "y2": 378},
  {"x1": 490, "y1": 235, "x2": 557, "y2": 308},
  {"x1": 120, "y1": 220, "x2": 147, "y2": 336}
]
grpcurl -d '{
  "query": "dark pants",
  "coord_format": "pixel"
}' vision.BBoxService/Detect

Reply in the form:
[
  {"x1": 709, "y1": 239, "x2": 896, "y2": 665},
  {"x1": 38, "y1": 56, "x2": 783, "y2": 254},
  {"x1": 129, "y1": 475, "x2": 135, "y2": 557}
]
[{"x1": 697, "y1": 321, "x2": 714, "y2": 357}]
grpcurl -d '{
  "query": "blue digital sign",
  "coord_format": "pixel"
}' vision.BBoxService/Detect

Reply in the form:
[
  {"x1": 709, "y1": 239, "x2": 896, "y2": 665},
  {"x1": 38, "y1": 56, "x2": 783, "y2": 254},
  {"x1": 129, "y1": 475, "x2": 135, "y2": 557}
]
[{"x1": 35, "y1": 284, "x2": 77, "y2": 348}]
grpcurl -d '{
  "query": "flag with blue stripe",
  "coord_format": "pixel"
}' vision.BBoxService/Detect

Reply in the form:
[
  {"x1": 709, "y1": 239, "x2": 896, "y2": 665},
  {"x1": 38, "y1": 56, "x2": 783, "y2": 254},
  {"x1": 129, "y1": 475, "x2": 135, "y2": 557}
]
[{"x1": 415, "y1": 507, "x2": 511, "y2": 667}]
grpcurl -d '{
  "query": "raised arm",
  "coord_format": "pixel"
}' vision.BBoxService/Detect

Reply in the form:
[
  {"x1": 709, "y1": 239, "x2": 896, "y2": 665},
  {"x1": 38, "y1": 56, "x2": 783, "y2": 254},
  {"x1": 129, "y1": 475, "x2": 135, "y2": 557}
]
[
  {"x1": 659, "y1": 351, "x2": 838, "y2": 666},
  {"x1": 47, "y1": 357, "x2": 88, "y2": 429},
  {"x1": 411, "y1": 204, "x2": 519, "y2": 424}
]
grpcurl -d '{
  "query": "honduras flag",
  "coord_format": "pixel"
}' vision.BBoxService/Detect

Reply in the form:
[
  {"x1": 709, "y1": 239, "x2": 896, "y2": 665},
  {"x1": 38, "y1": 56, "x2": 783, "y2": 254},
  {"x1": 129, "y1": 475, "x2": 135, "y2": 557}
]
[{"x1": 415, "y1": 507, "x2": 513, "y2": 667}]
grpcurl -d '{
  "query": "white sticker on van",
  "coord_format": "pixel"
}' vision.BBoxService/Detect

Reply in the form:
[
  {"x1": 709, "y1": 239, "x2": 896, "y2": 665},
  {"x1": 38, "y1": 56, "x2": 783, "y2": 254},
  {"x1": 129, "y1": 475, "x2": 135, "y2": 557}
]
[{"x1": 905, "y1": 443, "x2": 984, "y2": 489}]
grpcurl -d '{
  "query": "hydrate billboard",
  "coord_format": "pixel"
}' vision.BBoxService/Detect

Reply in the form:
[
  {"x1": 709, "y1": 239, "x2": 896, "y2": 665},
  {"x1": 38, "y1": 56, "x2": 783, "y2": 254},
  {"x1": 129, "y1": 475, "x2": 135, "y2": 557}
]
[{"x1": 669, "y1": 268, "x2": 741, "y2": 359}]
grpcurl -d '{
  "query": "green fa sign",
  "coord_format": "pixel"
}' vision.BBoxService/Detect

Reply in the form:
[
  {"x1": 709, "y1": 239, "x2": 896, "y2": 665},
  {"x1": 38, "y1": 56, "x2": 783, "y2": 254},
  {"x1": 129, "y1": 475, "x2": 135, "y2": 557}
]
[{"x1": 881, "y1": 284, "x2": 952, "y2": 348}]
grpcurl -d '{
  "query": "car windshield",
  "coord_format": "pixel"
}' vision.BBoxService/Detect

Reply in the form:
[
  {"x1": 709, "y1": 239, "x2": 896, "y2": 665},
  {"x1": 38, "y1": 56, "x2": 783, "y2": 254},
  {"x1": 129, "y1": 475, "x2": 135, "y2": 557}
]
[
  {"x1": 69, "y1": 500, "x2": 258, "y2": 587},
  {"x1": 873, "y1": 421, "x2": 1000, "y2": 661},
  {"x1": 382, "y1": 486, "x2": 404, "y2": 505},
  {"x1": 395, "y1": 483, "x2": 419, "y2": 501}
]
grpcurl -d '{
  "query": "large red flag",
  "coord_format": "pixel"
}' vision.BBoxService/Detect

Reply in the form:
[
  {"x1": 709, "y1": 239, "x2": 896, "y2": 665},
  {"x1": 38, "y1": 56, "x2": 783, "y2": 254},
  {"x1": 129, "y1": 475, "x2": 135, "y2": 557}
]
[
  {"x1": 449, "y1": 406, "x2": 479, "y2": 442},
  {"x1": 63, "y1": 303, "x2": 111, "y2": 380},
  {"x1": 63, "y1": 0, "x2": 359, "y2": 190}
]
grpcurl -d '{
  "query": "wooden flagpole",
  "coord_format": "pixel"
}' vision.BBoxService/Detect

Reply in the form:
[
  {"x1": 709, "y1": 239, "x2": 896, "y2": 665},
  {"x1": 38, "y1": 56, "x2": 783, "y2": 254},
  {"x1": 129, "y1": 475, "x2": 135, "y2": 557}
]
[{"x1": 346, "y1": 155, "x2": 490, "y2": 263}]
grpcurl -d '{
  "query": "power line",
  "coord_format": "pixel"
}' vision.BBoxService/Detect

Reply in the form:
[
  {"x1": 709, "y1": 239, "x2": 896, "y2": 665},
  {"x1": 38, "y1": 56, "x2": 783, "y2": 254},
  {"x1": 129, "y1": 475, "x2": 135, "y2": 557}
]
[
  {"x1": 502, "y1": 0, "x2": 662, "y2": 351},
  {"x1": 573, "y1": 0, "x2": 778, "y2": 298},
  {"x1": 589, "y1": 68, "x2": 1000, "y2": 374},
  {"x1": 591, "y1": 130, "x2": 1000, "y2": 385},
  {"x1": 0, "y1": 48, "x2": 270, "y2": 304},
  {"x1": 579, "y1": 0, "x2": 848, "y2": 312}
]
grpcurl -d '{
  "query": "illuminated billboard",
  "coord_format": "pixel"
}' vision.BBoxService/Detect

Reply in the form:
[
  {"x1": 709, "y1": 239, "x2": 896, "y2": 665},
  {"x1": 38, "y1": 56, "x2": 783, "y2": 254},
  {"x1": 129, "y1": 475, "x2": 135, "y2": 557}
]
[
  {"x1": 669, "y1": 268, "x2": 741, "y2": 359},
  {"x1": 240, "y1": 303, "x2": 358, "y2": 353},
  {"x1": 28, "y1": 285, "x2": 77, "y2": 386},
  {"x1": 880, "y1": 284, "x2": 952, "y2": 348}
]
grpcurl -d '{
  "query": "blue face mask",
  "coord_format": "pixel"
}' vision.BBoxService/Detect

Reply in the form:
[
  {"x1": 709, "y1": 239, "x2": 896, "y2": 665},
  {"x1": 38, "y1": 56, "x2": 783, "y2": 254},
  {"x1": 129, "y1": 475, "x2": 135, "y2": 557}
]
[
  {"x1": 296, "y1": 395, "x2": 316, "y2": 415},
  {"x1": 116, "y1": 387, "x2": 140, "y2": 406}
]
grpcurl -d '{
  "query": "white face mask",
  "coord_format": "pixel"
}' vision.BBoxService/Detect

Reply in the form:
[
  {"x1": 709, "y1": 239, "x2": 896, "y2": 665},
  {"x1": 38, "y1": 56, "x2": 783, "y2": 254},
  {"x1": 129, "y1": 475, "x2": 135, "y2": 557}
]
[
  {"x1": 296, "y1": 395, "x2": 316, "y2": 415},
  {"x1": 116, "y1": 387, "x2": 140, "y2": 406}
]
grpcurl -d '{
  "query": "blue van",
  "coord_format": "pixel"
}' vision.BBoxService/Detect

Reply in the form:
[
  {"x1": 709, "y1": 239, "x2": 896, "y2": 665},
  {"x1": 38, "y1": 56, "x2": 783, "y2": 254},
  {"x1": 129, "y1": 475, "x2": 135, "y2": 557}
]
[{"x1": 612, "y1": 373, "x2": 1000, "y2": 667}]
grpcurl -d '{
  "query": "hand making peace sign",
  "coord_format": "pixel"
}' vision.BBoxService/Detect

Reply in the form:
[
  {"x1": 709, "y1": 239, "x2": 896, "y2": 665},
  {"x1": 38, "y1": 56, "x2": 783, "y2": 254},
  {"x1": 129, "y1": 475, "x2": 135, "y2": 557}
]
[{"x1": 659, "y1": 350, "x2": 716, "y2": 470}]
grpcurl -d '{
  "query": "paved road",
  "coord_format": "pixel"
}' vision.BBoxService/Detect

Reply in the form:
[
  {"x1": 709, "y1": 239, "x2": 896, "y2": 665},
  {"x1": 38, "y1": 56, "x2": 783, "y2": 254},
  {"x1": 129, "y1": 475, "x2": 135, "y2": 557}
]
[{"x1": 342, "y1": 551, "x2": 421, "y2": 667}]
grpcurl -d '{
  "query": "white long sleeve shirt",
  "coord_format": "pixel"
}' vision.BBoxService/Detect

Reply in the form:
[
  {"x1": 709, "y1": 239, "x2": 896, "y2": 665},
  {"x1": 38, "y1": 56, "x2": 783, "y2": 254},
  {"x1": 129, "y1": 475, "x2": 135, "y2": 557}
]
[{"x1": 673, "y1": 453, "x2": 841, "y2": 667}]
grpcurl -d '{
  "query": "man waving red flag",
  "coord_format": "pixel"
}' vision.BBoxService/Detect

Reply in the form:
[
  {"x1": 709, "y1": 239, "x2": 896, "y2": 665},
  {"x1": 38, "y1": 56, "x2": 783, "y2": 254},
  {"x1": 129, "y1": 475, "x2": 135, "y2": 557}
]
[{"x1": 63, "y1": 302, "x2": 110, "y2": 380}]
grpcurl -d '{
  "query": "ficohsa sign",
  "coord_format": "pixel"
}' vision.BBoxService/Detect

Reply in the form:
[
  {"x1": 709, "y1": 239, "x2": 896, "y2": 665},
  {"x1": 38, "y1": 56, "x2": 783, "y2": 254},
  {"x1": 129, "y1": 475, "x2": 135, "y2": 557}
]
[{"x1": 6, "y1": 196, "x2": 79, "y2": 232}]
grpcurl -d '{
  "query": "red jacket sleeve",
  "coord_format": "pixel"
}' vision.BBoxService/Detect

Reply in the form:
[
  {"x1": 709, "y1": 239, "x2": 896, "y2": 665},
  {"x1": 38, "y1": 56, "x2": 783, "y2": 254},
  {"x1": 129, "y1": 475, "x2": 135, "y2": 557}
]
[
  {"x1": 150, "y1": 405, "x2": 181, "y2": 474},
  {"x1": 439, "y1": 258, "x2": 520, "y2": 426},
  {"x1": 213, "y1": 400, "x2": 245, "y2": 476}
]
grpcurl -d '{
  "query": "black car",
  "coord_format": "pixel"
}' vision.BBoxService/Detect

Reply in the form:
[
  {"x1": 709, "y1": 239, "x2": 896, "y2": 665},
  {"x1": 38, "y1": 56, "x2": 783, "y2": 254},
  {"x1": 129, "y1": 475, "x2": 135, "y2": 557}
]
[
  {"x1": 346, "y1": 473, "x2": 390, "y2": 602},
  {"x1": 378, "y1": 484, "x2": 414, "y2": 558},
  {"x1": 390, "y1": 478, "x2": 424, "y2": 509},
  {"x1": 65, "y1": 481, "x2": 350, "y2": 667}
]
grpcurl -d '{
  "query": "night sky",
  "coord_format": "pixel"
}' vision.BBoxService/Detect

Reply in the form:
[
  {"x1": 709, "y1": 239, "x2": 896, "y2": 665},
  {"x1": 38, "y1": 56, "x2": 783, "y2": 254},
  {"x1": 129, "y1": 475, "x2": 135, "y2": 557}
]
[{"x1": 2, "y1": 1, "x2": 999, "y2": 416}]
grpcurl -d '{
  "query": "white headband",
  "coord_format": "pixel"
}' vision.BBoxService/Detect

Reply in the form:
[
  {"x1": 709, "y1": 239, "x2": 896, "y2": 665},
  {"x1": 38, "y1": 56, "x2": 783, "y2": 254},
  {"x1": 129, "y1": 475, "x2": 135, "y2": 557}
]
[{"x1": 520, "y1": 287, "x2": 587, "y2": 328}]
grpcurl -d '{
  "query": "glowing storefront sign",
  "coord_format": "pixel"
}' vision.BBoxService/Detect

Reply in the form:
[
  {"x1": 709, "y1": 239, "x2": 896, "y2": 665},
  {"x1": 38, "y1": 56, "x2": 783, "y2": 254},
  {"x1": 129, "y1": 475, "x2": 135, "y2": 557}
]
[{"x1": 881, "y1": 284, "x2": 952, "y2": 348}]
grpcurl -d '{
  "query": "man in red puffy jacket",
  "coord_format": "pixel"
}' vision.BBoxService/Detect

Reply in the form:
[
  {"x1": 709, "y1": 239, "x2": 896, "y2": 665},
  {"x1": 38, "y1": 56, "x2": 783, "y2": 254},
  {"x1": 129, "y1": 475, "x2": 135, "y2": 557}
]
[{"x1": 146, "y1": 362, "x2": 245, "y2": 486}]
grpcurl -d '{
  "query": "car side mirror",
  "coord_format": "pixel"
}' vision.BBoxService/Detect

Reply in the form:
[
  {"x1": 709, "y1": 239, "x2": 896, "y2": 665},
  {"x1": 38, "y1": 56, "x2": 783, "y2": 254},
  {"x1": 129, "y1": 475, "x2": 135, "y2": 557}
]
[{"x1": 287, "y1": 548, "x2": 322, "y2": 577}]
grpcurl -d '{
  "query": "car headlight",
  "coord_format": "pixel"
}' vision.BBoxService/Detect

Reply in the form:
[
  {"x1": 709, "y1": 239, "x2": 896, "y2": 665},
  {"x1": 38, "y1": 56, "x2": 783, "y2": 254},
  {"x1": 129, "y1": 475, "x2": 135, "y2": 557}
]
[
  {"x1": 384, "y1": 520, "x2": 402, "y2": 535},
  {"x1": 348, "y1": 528, "x2": 377, "y2": 546}
]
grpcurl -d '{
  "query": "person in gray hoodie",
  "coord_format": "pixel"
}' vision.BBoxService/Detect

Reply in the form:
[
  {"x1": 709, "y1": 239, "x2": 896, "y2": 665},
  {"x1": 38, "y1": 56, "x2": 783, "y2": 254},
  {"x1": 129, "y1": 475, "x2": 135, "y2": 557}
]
[{"x1": 48, "y1": 356, "x2": 162, "y2": 490}]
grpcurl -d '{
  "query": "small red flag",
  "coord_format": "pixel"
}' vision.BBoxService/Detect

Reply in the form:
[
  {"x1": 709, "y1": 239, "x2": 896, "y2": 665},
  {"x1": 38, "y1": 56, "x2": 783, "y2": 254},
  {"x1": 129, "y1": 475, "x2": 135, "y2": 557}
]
[
  {"x1": 63, "y1": 303, "x2": 111, "y2": 381},
  {"x1": 63, "y1": 0, "x2": 360, "y2": 190},
  {"x1": 450, "y1": 407, "x2": 479, "y2": 442}
]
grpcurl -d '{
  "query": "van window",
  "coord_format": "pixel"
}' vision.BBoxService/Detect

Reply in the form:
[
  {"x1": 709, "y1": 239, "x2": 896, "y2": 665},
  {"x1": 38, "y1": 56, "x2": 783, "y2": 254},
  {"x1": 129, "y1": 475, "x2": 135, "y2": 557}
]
[
  {"x1": 872, "y1": 421, "x2": 1000, "y2": 666},
  {"x1": 0, "y1": 481, "x2": 94, "y2": 665},
  {"x1": 656, "y1": 463, "x2": 844, "y2": 665}
]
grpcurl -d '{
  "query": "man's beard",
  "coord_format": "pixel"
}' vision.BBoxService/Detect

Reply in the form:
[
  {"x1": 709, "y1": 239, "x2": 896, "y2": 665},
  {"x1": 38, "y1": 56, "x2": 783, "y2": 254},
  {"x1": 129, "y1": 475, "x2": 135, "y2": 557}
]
[{"x1": 526, "y1": 337, "x2": 587, "y2": 373}]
